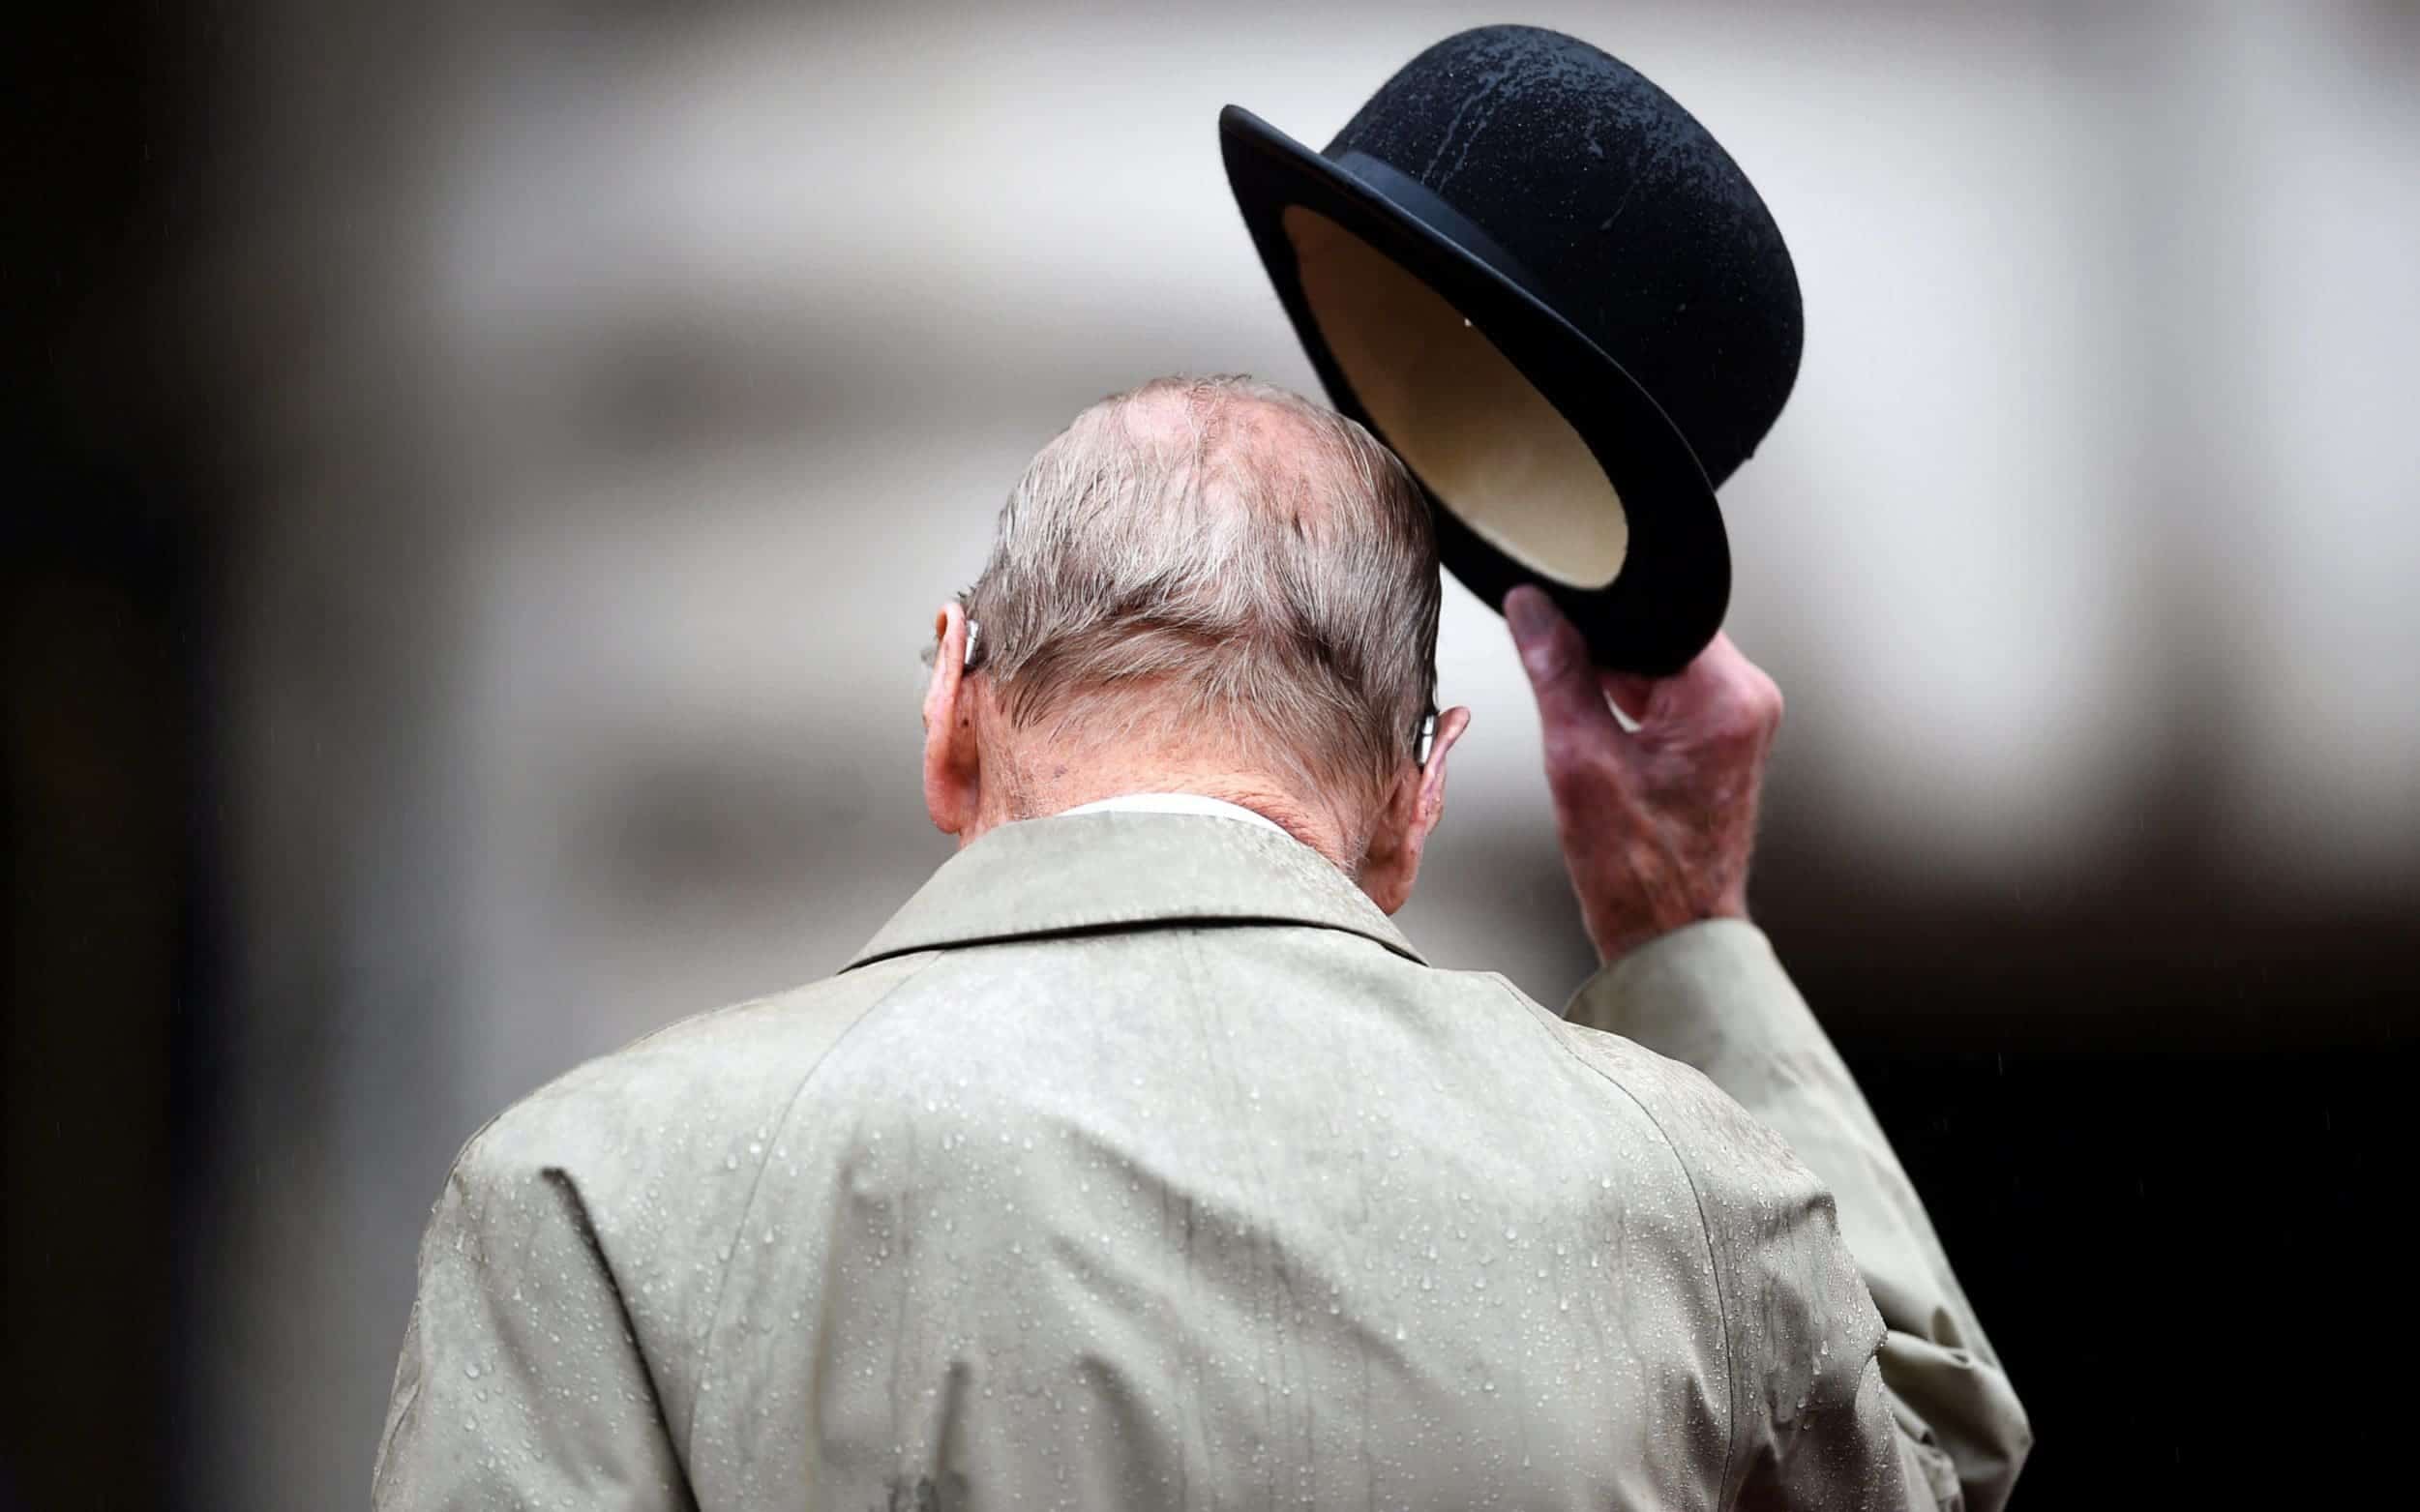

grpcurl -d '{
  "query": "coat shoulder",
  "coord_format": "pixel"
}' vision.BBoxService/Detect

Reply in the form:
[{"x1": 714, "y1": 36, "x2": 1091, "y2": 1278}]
[
  {"x1": 413, "y1": 950, "x2": 947, "y2": 1414},
  {"x1": 453, "y1": 950, "x2": 942, "y2": 1192},
  {"x1": 1545, "y1": 1007, "x2": 1827, "y2": 1217}
]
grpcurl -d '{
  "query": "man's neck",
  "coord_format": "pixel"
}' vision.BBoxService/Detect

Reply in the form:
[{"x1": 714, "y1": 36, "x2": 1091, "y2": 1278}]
[{"x1": 1001, "y1": 768, "x2": 1359, "y2": 873}]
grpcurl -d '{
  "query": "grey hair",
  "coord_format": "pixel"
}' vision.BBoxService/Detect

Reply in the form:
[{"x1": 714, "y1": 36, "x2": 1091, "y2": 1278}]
[{"x1": 958, "y1": 374, "x2": 1441, "y2": 821}]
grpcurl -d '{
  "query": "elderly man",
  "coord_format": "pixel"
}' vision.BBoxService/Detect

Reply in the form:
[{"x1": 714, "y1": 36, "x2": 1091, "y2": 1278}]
[{"x1": 374, "y1": 376, "x2": 2029, "y2": 1509}]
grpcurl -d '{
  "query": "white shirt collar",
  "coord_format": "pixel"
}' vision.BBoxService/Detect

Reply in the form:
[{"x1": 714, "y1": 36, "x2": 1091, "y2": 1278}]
[{"x1": 1057, "y1": 791, "x2": 1290, "y2": 837}]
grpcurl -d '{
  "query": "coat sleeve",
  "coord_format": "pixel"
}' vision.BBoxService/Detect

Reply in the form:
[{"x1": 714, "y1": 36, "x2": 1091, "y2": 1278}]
[
  {"x1": 1567, "y1": 921, "x2": 2032, "y2": 1512},
  {"x1": 372, "y1": 1122, "x2": 698, "y2": 1511}
]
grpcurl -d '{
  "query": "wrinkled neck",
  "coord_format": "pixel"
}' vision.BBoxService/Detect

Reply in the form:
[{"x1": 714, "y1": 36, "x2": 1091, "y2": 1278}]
[{"x1": 992, "y1": 752, "x2": 1360, "y2": 874}]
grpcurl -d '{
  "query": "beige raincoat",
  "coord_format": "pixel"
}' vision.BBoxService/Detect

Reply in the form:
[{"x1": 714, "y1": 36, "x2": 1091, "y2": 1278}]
[{"x1": 374, "y1": 811, "x2": 2028, "y2": 1509}]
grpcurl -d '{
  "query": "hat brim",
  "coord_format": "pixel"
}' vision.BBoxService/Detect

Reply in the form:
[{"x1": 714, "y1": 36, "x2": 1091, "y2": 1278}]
[{"x1": 1220, "y1": 104, "x2": 1728, "y2": 675}]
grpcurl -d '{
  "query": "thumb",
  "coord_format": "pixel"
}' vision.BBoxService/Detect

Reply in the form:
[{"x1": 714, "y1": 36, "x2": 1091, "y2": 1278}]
[{"x1": 1507, "y1": 586, "x2": 1620, "y2": 745}]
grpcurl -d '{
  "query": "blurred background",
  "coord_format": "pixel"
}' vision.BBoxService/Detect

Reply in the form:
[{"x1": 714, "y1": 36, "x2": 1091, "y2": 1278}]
[{"x1": 7, "y1": 0, "x2": 2416, "y2": 1506}]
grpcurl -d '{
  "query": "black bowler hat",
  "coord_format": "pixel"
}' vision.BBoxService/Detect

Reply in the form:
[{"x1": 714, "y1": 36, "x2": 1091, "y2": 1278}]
[{"x1": 1221, "y1": 25, "x2": 1802, "y2": 673}]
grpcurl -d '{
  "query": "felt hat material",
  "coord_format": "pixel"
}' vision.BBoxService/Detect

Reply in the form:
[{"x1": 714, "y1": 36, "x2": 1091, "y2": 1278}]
[{"x1": 1223, "y1": 25, "x2": 1802, "y2": 673}]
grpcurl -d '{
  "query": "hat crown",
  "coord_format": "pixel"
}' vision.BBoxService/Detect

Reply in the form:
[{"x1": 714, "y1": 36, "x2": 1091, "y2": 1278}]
[{"x1": 1327, "y1": 26, "x2": 1801, "y2": 488}]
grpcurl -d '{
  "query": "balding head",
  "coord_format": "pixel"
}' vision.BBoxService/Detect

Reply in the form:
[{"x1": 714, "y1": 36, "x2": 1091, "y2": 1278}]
[{"x1": 956, "y1": 375, "x2": 1442, "y2": 850}]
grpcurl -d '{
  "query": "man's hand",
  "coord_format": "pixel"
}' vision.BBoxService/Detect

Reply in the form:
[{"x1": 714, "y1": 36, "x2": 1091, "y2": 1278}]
[{"x1": 1506, "y1": 585, "x2": 1783, "y2": 965}]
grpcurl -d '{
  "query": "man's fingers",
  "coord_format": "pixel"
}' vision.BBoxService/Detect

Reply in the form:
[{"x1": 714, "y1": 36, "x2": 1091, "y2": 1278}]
[{"x1": 1506, "y1": 587, "x2": 1622, "y2": 748}]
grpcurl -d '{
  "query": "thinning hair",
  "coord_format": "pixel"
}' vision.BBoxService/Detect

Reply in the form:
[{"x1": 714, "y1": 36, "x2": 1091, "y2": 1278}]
[{"x1": 959, "y1": 374, "x2": 1441, "y2": 824}]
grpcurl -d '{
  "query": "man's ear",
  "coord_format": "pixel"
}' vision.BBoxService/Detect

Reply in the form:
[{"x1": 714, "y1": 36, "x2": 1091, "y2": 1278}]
[
  {"x1": 922, "y1": 602, "x2": 981, "y2": 837},
  {"x1": 1357, "y1": 705, "x2": 1472, "y2": 915}
]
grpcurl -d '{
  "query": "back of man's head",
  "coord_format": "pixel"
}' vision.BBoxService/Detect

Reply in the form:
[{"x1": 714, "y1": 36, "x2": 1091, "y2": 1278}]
[{"x1": 961, "y1": 375, "x2": 1441, "y2": 838}]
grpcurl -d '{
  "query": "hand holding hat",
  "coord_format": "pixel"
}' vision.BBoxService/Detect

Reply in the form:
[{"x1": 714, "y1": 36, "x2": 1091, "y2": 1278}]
[{"x1": 1505, "y1": 584, "x2": 1782, "y2": 964}]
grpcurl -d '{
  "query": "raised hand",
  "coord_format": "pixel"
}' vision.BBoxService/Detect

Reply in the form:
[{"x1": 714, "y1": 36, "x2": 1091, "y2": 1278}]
[{"x1": 1506, "y1": 585, "x2": 1784, "y2": 965}]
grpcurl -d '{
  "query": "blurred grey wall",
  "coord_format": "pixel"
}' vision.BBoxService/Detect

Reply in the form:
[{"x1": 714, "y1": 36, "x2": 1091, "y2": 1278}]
[{"x1": 172, "y1": 1, "x2": 2418, "y2": 1505}]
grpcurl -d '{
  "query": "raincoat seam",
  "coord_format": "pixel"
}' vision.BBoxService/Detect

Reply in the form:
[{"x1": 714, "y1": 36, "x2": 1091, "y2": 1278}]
[
  {"x1": 679, "y1": 948, "x2": 946, "y2": 1466},
  {"x1": 542, "y1": 1166, "x2": 698, "y2": 1498},
  {"x1": 1487, "y1": 974, "x2": 1738, "y2": 1497}
]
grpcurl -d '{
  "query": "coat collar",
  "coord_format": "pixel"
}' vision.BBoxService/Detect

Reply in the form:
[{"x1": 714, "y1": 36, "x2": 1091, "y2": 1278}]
[{"x1": 844, "y1": 811, "x2": 1425, "y2": 970}]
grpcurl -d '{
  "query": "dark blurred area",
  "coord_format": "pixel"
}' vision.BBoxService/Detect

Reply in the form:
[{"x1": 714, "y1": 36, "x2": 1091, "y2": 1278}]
[
  {"x1": 5, "y1": 2, "x2": 2415, "y2": 1508},
  {"x1": 7, "y1": 4, "x2": 213, "y2": 1510}
]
